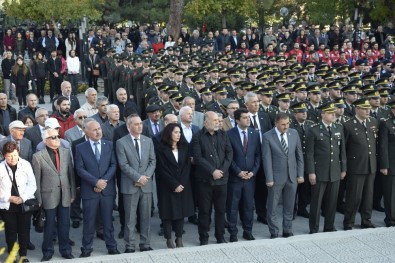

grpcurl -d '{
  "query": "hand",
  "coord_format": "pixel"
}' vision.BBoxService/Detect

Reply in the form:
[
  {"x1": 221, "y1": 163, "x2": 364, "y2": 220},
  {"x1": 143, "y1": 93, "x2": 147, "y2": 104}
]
[
  {"x1": 380, "y1": 169, "x2": 388, "y2": 176},
  {"x1": 138, "y1": 175, "x2": 149, "y2": 185},
  {"x1": 134, "y1": 182, "x2": 144, "y2": 187},
  {"x1": 239, "y1": 171, "x2": 248, "y2": 179},
  {"x1": 297, "y1": 177, "x2": 304, "y2": 184},
  {"x1": 341, "y1": 171, "x2": 346, "y2": 179},
  {"x1": 94, "y1": 187, "x2": 102, "y2": 193},
  {"x1": 174, "y1": 185, "x2": 184, "y2": 193},
  {"x1": 53, "y1": 72, "x2": 59, "y2": 77},
  {"x1": 212, "y1": 169, "x2": 223, "y2": 180},
  {"x1": 309, "y1": 173, "x2": 316, "y2": 185},
  {"x1": 95, "y1": 179, "x2": 107, "y2": 190},
  {"x1": 266, "y1": 181, "x2": 274, "y2": 188},
  {"x1": 190, "y1": 157, "x2": 195, "y2": 164},
  {"x1": 246, "y1": 172, "x2": 254, "y2": 179}
]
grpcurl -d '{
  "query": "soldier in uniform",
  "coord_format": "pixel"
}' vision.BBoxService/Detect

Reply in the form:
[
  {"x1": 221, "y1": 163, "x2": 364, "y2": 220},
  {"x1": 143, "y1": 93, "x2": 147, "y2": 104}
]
[
  {"x1": 133, "y1": 56, "x2": 150, "y2": 119},
  {"x1": 306, "y1": 84, "x2": 322, "y2": 123},
  {"x1": 269, "y1": 93, "x2": 293, "y2": 125},
  {"x1": 334, "y1": 98, "x2": 350, "y2": 124},
  {"x1": 195, "y1": 87, "x2": 214, "y2": 113},
  {"x1": 205, "y1": 66, "x2": 219, "y2": 88},
  {"x1": 207, "y1": 84, "x2": 228, "y2": 117},
  {"x1": 145, "y1": 72, "x2": 163, "y2": 107},
  {"x1": 114, "y1": 55, "x2": 130, "y2": 96},
  {"x1": 100, "y1": 48, "x2": 116, "y2": 102},
  {"x1": 306, "y1": 102, "x2": 347, "y2": 233},
  {"x1": 378, "y1": 100, "x2": 395, "y2": 227},
  {"x1": 162, "y1": 92, "x2": 183, "y2": 116},
  {"x1": 342, "y1": 84, "x2": 358, "y2": 118},
  {"x1": 368, "y1": 90, "x2": 391, "y2": 121},
  {"x1": 227, "y1": 69, "x2": 241, "y2": 99},
  {"x1": 290, "y1": 102, "x2": 315, "y2": 219},
  {"x1": 258, "y1": 88, "x2": 278, "y2": 114},
  {"x1": 343, "y1": 98, "x2": 379, "y2": 230},
  {"x1": 179, "y1": 71, "x2": 197, "y2": 98},
  {"x1": 290, "y1": 83, "x2": 308, "y2": 106}
]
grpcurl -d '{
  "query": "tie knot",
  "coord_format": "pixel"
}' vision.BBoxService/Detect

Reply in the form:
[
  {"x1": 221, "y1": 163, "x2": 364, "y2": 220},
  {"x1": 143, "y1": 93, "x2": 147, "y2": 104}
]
[
  {"x1": 94, "y1": 141, "x2": 99, "y2": 145},
  {"x1": 281, "y1": 133, "x2": 285, "y2": 137},
  {"x1": 242, "y1": 131, "x2": 246, "y2": 135},
  {"x1": 327, "y1": 125, "x2": 331, "y2": 130}
]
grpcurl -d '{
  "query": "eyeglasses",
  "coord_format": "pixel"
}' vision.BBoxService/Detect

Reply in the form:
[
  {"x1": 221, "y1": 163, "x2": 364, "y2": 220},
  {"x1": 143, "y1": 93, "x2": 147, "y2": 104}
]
[
  {"x1": 46, "y1": 135, "x2": 61, "y2": 140},
  {"x1": 78, "y1": 116, "x2": 88, "y2": 120}
]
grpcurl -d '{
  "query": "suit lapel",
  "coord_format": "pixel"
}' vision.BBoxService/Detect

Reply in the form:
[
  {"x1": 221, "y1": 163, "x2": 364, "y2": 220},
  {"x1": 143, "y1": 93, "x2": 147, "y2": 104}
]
[
  {"x1": 42, "y1": 148, "x2": 58, "y2": 173},
  {"x1": 126, "y1": 136, "x2": 140, "y2": 162},
  {"x1": 232, "y1": 128, "x2": 245, "y2": 154},
  {"x1": 272, "y1": 129, "x2": 287, "y2": 155},
  {"x1": 140, "y1": 137, "x2": 147, "y2": 162}
]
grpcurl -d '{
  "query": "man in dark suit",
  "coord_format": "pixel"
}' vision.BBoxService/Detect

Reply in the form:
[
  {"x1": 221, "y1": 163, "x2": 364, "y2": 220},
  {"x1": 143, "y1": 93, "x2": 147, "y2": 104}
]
[
  {"x1": 32, "y1": 128, "x2": 75, "y2": 261},
  {"x1": 52, "y1": 81, "x2": 81, "y2": 114},
  {"x1": 229, "y1": 30, "x2": 239, "y2": 50},
  {"x1": 75, "y1": 119, "x2": 120, "y2": 257},
  {"x1": 262, "y1": 112, "x2": 304, "y2": 239},
  {"x1": 192, "y1": 111, "x2": 233, "y2": 245},
  {"x1": 116, "y1": 114, "x2": 156, "y2": 253},
  {"x1": 343, "y1": 98, "x2": 379, "y2": 230},
  {"x1": 226, "y1": 108, "x2": 261, "y2": 242},
  {"x1": 47, "y1": 49, "x2": 63, "y2": 101},
  {"x1": 379, "y1": 100, "x2": 395, "y2": 227},
  {"x1": 244, "y1": 92, "x2": 272, "y2": 224},
  {"x1": 306, "y1": 102, "x2": 347, "y2": 234},
  {"x1": 0, "y1": 93, "x2": 17, "y2": 136},
  {"x1": 25, "y1": 108, "x2": 49, "y2": 152},
  {"x1": 142, "y1": 105, "x2": 164, "y2": 138}
]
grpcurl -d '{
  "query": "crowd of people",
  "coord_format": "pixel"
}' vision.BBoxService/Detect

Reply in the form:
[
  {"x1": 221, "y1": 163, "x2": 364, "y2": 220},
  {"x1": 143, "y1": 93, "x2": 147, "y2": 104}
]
[{"x1": 0, "y1": 20, "x2": 395, "y2": 262}]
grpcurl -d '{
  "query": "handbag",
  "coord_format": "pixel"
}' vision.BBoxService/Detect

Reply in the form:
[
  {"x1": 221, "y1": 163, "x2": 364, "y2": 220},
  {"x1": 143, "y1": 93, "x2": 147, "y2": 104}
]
[
  {"x1": 92, "y1": 69, "x2": 100, "y2": 76},
  {"x1": 33, "y1": 208, "x2": 46, "y2": 230},
  {"x1": 5, "y1": 163, "x2": 40, "y2": 214}
]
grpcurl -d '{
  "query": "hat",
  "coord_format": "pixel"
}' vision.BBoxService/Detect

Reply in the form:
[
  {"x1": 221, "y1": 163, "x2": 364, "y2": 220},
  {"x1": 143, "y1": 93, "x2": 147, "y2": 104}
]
[
  {"x1": 274, "y1": 76, "x2": 287, "y2": 83},
  {"x1": 9, "y1": 120, "x2": 29, "y2": 130},
  {"x1": 211, "y1": 84, "x2": 227, "y2": 94},
  {"x1": 276, "y1": 92, "x2": 291, "y2": 101},
  {"x1": 379, "y1": 88, "x2": 390, "y2": 97},
  {"x1": 146, "y1": 104, "x2": 161, "y2": 113},
  {"x1": 200, "y1": 87, "x2": 212, "y2": 94},
  {"x1": 293, "y1": 83, "x2": 307, "y2": 92},
  {"x1": 208, "y1": 66, "x2": 219, "y2": 73},
  {"x1": 192, "y1": 75, "x2": 205, "y2": 84},
  {"x1": 387, "y1": 100, "x2": 395, "y2": 108},
  {"x1": 355, "y1": 59, "x2": 367, "y2": 66},
  {"x1": 151, "y1": 72, "x2": 163, "y2": 79},
  {"x1": 260, "y1": 88, "x2": 274, "y2": 96},
  {"x1": 45, "y1": 118, "x2": 61, "y2": 129},
  {"x1": 348, "y1": 79, "x2": 363, "y2": 87},
  {"x1": 333, "y1": 98, "x2": 346, "y2": 108},
  {"x1": 283, "y1": 83, "x2": 296, "y2": 91},
  {"x1": 290, "y1": 102, "x2": 308, "y2": 113},
  {"x1": 169, "y1": 92, "x2": 184, "y2": 102},
  {"x1": 360, "y1": 84, "x2": 375, "y2": 93},
  {"x1": 318, "y1": 102, "x2": 337, "y2": 113},
  {"x1": 305, "y1": 62, "x2": 315, "y2": 68},
  {"x1": 341, "y1": 84, "x2": 357, "y2": 94},
  {"x1": 240, "y1": 82, "x2": 254, "y2": 91},
  {"x1": 327, "y1": 81, "x2": 342, "y2": 90},
  {"x1": 337, "y1": 65, "x2": 349, "y2": 74},
  {"x1": 158, "y1": 84, "x2": 169, "y2": 92},
  {"x1": 348, "y1": 71, "x2": 361, "y2": 80},
  {"x1": 353, "y1": 98, "x2": 372, "y2": 109},
  {"x1": 246, "y1": 67, "x2": 259, "y2": 74},
  {"x1": 375, "y1": 78, "x2": 390, "y2": 87},
  {"x1": 361, "y1": 73, "x2": 376, "y2": 82},
  {"x1": 365, "y1": 90, "x2": 380, "y2": 99},
  {"x1": 307, "y1": 84, "x2": 321, "y2": 94}
]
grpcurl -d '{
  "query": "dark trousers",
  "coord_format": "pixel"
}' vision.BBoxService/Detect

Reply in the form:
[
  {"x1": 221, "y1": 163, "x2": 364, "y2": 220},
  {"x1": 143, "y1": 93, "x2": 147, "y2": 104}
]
[
  {"x1": 67, "y1": 74, "x2": 79, "y2": 95},
  {"x1": 373, "y1": 171, "x2": 384, "y2": 207},
  {"x1": 226, "y1": 179, "x2": 255, "y2": 236},
  {"x1": 198, "y1": 182, "x2": 227, "y2": 240},
  {"x1": 17, "y1": 85, "x2": 27, "y2": 106},
  {"x1": 88, "y1": 74, "x2": 98, "y2": 91},
  {"x1": 49, "y1": 75, "x2": 62, "y2": 100},
  {"x1": 337, "y1": 176, "x2": 347, "y2": 209},
  {"x1": 309, "y1": 180, "x2": 340, "y2": 233},
  {"x1": 254, "y1": 167, "x2": 267, "y2": 219},
  {"x1": 81, "y1": 195, "x2": 117, "y2": 253},
  {"x1": 343, "y1": 173, "x2": 375, "y2": 227},
  {"x1": 0, "y1": 209, "x2": 31, "y2": 256},
  {"x1": 35, "y1": 77, "x2": 46, "y2": 99},
  {"x1": 382, "y1": 174, "x2": 395, "y2": 226},
  {"x1": 103, "y1": 78, "x2": 109, "y2": 101},
  {"x1": 163, "y1": 219, "x2": 184, "y2": 239},
  {"x1": 70, "y1": 188, "x2": 82, "y2": 222},
  {"x1": 42, "y1": 204, "x2": 71, "y2": 257},
  {"x1": 294, "y1": 173, "x2": 311, "y2": 213}
]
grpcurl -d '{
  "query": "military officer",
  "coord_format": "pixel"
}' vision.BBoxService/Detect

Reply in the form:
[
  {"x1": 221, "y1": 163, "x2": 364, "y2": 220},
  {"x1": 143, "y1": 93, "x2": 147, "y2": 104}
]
[
  {"x1": 258, "y1": 88, "x2": 278, "y2": 114},
  {"x1": 306, "y1": 84, "x2": 322, "y2": 123},
  {"x1": 162, "y1": 92, "x2": 184, "y2": 116},
  {"x1": 343, "y1": 98, "x2": 379, "y2": 230},
  {"x1": 207, "y1": 84, "x2": 228, "y2": 117},
  {"x1": 342, "y1": 84, "x2": 359, "y2": 118},
  {"x1": 306, "y1": 102, "x2": 347, "y2": 233}
]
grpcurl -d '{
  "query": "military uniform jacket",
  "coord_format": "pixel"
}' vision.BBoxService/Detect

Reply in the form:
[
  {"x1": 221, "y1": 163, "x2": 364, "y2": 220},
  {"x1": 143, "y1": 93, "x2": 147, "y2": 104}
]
[
  {"x1": 343, "y1": 117, "x2": 378, "y2": 174},
  {"x1": 379, "y1": 116, "x2": 395, "y2": 175},
  {"x1": 290, "y1": 119, "x2": 315, "y2": 158},
  {"x1": 307, "y1": 102, "x2": 321, "y2": 123},
  {"x1": 305, "y1": 122, "x2": 347, "y2": 182}
]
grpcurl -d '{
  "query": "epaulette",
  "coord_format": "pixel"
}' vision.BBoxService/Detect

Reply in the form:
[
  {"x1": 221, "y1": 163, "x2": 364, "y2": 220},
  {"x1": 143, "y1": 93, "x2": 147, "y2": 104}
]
[{"x1": 344, "y1": 118, "x2": 353, "y2": 123}]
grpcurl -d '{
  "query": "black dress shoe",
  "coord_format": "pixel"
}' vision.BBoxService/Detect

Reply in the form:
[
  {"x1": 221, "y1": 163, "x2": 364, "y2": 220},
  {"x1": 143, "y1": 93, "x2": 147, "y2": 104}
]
[
  {"x1": 270, "y1": 234, "x2": 278, "y2": 239},
  {"x1": 297, "y1": 209, "x2": 310, "y2": 219},
  {"x1": 96, "y1": 232, "x2": 104, "y2": 240},
  {"x1": 27, "y1": 241, "x2": 35, "y2": 250},
  {"x1": 242, "y1": 232, "x2": 255, "y2": 240},
  {"x1": 41, "y1": 255, "x2": 52, "y2": 261},
  {"x1": 373, "y1": 205, "x2": 385, "y2": 212},
  {"x1": 72, "y1": 221, "x2": 80, "y2": 228},
  {"x1": 200, "y1": 239, "x2": 208, "y2": 246},
  {"x1": 323, "y1": 228, "x2": 337, "y2": 232},
  {"x1": 21, "y1": 257, "x2": 29, "y2": 262},
  {"x1": 344, "y1": 225, "x2": 352, "y2": 231},
  {"x1": 79, "y1": 251, "x2": 91, "y2": 258},
  {"x1": 361, "y1": 222, "x2": 375, "y2": 229},
  {"x1": 140, "y1": 247, "x2": 153, "y2": 252},
  {"x1": 282, "y1": 232, "x2": 294, "y2": 238},
  {"x1": 108, "y1": 248, "x2": 121, "y2": 255},
  {"x1": 229, "y1": 235, "x2": 238, "y2": 242},
  {"x1": 257, "y1": 216, "x2": 268, "y2": 225},
  {"x1": 309, "y1": 231, "x2": 317, "y2": 234},
  {"x1": 62, "y1": 254, "x2": 74, "y2": 259},
  {"x1": 216, "y1": 237, "x2": 227, "y2": 244},
  {"x1": 124, "y1": 248, "x2": 135, "y2": 253},
  {"x1": 118, "y1": 228, "x2": 124, "y2": 239}
]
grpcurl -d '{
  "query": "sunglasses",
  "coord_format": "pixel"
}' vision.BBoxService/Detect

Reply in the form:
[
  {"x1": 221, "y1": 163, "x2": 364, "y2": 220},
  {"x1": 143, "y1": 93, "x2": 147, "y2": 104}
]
[
  {"x1": 46, "y1": 135, "x2": 61, "y2": 140},
  {"x1": 78, "y1": 116, "x2": 88, "y2": 120}
]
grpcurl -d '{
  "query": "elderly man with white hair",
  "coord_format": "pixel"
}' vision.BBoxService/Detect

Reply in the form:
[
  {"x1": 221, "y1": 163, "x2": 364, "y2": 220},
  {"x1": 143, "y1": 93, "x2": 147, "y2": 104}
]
[
  {"x1": 101, "y1": 104, "x2": 125, "y2": 141},
  {"x1": 36, "y1": 118, "x2": 71, "y2": 152},
  {"x1": 81, "y1": 88, "x2": 98, "y2": 117},
  {"x1": 178, "y1": 96, "x2": 204, "y2": 129},
  {"x1": 0, "y1": 120, "x2": 33, "y2": 162},
  {"x1": 64, "y1": 109, "x2": 87, "y2": 144},
  {"x1": 179, "y1": 106, "x2": 200, "y2": 143}
]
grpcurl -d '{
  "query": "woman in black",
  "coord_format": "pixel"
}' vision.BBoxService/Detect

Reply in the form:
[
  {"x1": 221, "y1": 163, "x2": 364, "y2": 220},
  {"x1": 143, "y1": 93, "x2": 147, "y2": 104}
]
[
  {"x1": 0, "y1": 141, "x2": 37, "y2": 262},
  {"x1": 31, "y1": 52, "x2": 47, "y2": 104},
  {"x1": 11, "y1": 56, "x2": 31, "y2": 110},
  {"x1": 156, "y1": 123, "x2": 194, "y2": 248}
]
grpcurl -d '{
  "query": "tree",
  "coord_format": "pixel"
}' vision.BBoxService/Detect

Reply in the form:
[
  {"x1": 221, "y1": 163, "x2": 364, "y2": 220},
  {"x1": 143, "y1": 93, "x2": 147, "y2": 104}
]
[
  {"x1": 2, "y1": 0, "x2": 103, "y2": 23},
  {"x1": 167, "y1": 0, "x2": 184, "y2": 41}
]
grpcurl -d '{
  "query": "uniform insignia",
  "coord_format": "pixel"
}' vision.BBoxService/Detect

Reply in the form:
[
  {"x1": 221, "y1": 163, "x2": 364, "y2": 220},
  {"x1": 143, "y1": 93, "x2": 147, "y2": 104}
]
[{"x1": 353, "y1": 119, "x2": 357, "y2": 124}]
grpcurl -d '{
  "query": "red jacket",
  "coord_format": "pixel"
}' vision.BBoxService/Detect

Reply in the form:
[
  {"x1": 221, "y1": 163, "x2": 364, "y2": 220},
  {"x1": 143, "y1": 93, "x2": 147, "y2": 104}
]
[{"x1": 51, "y1": 112, "x2": 76, "y2": 138}]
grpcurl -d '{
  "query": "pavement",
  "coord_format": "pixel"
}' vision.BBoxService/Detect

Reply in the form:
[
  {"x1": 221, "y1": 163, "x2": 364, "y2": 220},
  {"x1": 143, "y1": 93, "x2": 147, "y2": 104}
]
[{"x1": 1, "y1": 85, "x2": 394, "y2": 262}]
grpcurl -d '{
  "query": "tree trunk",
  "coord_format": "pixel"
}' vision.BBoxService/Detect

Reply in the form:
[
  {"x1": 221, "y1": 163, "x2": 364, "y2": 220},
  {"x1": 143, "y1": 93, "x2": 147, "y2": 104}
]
[
  {"x1": 221, "y1": 13, "x2": 227, "y2": 28},
  {"x1": 167, "y1": 0, "x2": 184, "y2": 41}
]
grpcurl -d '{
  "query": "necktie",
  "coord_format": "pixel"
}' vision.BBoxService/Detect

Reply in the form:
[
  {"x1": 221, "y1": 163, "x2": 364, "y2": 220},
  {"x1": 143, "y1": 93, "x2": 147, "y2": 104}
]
[
  {"x1": 134, "y1": 138, "x2": 140, "y2": 160},
  {"x1": 94, "y1": 141, "x2": 100, "y2": 162},
  {"x1": 79, "y1": 129, "x2": 84, "y2": 137},
  {"x1": 252, "y1": 115, "x2": 258, "y2": 129},
  {"x1": 372, "y1": 111, "x2": 377, "y2": 119},
  {"x1": 154, "y1": 122, "x2": 159, "y2": 134},
  {"x1": 362, "y1": 121, "x2": 366, "y2": 129},
  {"x1": 53, "y1": 149, "x2": 60, "y2": 172},
  {"x1": 327, "y1": 126, "x2": 332, "y2": 137},
  {"x1": 242, "y1": 131, "x2": 248, "y2": 154},
  {"x1": 280, "y1": 133, "x2": 288, "y2": 154},
  {"x1": 301, "y1": 123, "x2": 305, "y2": 135}
]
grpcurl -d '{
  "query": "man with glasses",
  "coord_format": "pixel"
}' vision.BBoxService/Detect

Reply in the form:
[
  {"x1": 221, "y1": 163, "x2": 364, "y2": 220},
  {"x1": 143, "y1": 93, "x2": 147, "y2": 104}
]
[
  {"x1": 33, "y1": 128, "x2": 76, "y2": 261},
  {"x1": 64, "y1": 109, "x2": 87, "y2": 144},
  {"x1": 223, "y1": 100, "x2": 239, "y2": 131}
]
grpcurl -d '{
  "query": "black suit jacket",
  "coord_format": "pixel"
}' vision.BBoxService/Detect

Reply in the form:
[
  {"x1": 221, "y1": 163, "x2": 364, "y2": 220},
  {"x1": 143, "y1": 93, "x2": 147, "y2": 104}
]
[{"x1": 25, "y1": 124, "x2": 43, "y2": 152}]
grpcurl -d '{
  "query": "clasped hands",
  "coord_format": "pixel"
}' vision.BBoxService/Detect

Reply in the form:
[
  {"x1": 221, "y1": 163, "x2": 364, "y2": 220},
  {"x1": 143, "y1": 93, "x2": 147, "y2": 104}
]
[
  {"x1": 94, "y1": 179, "x2": 108, "y2": 192},
  {"x1": 239, "y1": 171, "x2": 253, "y2": 180},
  {"x1": 134, "y1": 175, "x2": 149, "y2": 187}
]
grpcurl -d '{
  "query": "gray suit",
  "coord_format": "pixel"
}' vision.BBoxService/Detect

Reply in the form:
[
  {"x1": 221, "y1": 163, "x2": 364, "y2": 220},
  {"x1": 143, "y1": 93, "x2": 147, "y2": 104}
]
[
  {"x1": 0, "y1": 136, "x2": 33, "y2": 162},
  {"x1": 177, "y1": 111, "x2": 204, "y2": 129},
  {"x1": 64, "y1": 125, "x2": 84, "y2": 144},
  {"x1": 32, "y1": 147, "x2": 76, "y2": 209},
  {"x1": 116, "y1": 134, "x2": 156, "y2": 250},
  {"x1": 262, "y1": 128, "x2": 304, "y2": 236}
]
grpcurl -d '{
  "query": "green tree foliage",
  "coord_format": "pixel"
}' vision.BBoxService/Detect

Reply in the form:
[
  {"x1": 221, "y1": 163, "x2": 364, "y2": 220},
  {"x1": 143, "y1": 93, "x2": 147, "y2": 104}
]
[{"x1": 3, "y1": 0, "x2": 103, "y2": 23}]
